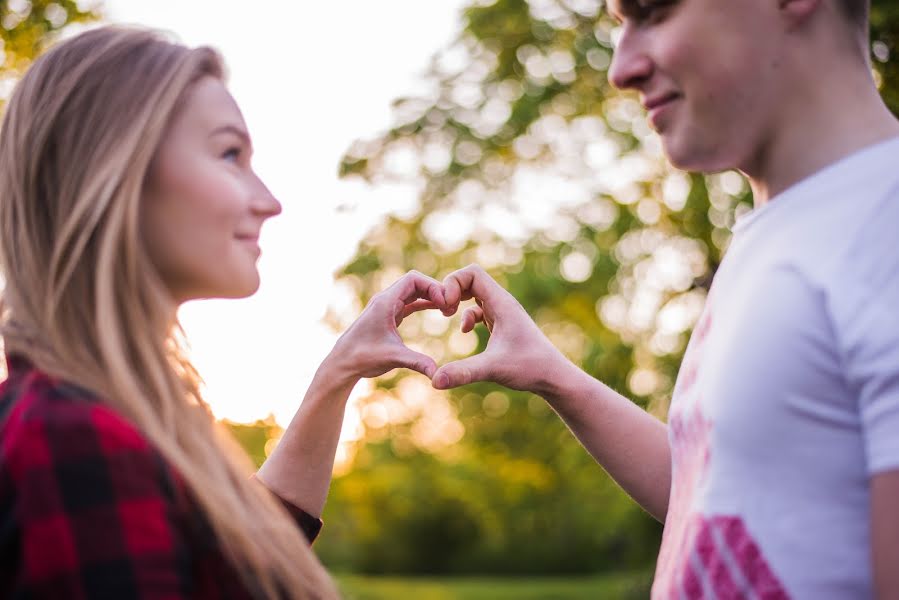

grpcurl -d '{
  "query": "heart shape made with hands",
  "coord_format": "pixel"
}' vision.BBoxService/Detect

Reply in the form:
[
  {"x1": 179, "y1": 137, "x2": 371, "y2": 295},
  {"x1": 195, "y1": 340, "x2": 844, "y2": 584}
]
[{"x1": 374, "y1": 266, "x2": 530, "y2": 392}]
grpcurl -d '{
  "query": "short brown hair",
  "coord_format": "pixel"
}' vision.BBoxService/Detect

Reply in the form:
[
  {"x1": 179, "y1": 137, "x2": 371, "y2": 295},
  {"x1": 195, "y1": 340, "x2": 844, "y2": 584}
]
[
  {"x1": 607, "y1": 0, "x2": 870, "y2": 32},
  {"x1": 837, "y1": 0, "x2": 870, "y2": 32}
]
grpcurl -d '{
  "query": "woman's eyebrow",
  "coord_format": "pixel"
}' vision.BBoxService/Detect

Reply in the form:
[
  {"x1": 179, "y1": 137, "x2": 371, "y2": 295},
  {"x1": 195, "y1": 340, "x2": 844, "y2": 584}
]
[{"x1": 209, "y1": 124, "x2": 251, "y2": 144}]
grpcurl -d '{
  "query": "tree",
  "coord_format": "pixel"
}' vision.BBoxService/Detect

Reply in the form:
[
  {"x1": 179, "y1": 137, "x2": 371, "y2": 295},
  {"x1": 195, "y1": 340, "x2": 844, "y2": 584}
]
[
  {"x1": 315, "y1": 0, "x2": 899, "y2": 575},
  {"x1": 0, "y1": 1, "x2": 97, "y2": 83}
]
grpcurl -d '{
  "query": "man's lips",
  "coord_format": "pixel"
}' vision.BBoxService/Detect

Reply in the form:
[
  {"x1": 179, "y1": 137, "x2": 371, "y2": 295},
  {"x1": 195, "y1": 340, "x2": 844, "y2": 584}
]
[
  {"x1": 644, "y1": 93, "x2": 680, "y2": 129},
  {"x1": 643, "y1": 93, "x2": 680, "y2": 112}
]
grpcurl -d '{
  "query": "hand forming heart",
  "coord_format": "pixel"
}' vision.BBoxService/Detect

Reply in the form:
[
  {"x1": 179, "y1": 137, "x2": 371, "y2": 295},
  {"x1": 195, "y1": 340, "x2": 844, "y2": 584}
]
[{"x1": 330, "y1": 266, "x2": 570, "y2": 397}]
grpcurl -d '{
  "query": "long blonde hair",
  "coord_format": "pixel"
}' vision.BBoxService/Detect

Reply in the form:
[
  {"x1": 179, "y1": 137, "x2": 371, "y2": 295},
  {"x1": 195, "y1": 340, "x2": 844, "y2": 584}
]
[{"x1": 0, "y1": 26, "x2": 339, "y2": 600}]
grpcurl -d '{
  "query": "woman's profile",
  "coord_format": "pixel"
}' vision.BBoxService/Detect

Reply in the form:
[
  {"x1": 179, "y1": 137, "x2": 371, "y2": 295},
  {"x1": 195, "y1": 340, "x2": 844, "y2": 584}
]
[{"x1": 0, "y1": 25, "x2": 446, "y2": 599}]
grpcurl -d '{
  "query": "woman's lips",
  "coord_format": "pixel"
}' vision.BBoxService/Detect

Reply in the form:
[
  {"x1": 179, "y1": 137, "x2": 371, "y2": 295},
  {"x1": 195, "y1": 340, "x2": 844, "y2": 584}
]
[{"x1": 235, "y1": 235, "x2": 260, "y2": 255}]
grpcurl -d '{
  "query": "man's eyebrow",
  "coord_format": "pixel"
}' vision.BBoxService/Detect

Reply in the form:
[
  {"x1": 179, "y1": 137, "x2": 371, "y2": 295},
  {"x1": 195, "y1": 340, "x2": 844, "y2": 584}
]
[
  {"x1": 607, "y1": 0, "x2": 645, "y2": 22},
  {"x1": 209, "y1": 124, "x2": 251, "y2": 145},
  {"x1": 607, "y1": 0, "x2": 624, "y2": 22}
]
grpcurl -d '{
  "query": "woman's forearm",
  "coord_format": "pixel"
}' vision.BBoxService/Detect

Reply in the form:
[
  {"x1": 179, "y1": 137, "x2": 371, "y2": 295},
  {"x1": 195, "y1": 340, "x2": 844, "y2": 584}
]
[{"x1": 256, "y1": 353, "x2": 358, "y2": 518}]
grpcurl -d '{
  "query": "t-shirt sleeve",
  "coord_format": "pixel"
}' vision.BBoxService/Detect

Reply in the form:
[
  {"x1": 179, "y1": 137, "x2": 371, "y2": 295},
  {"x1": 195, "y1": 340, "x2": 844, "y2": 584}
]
[
  {"x1": 3, "y1": 400, "x2": 192, "y2": 598},
  {"x1": 831, "y1": 191, "x2": 899, "y2": 475}
]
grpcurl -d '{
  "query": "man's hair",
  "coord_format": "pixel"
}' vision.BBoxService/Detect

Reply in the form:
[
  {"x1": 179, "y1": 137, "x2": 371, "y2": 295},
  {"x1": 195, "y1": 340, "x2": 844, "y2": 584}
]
[
  {"x1": 608, "y1": 0, "x2": 870, "y2": 34},
  {"x1": 837, "y1": 0, "x2": 870, "y2": 33}
]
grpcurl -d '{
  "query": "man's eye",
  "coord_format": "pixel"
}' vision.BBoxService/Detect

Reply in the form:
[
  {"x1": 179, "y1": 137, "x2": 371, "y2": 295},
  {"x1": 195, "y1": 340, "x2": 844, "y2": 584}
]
[{"x1": 640, "y1": 0, "x2": 676, "y2": 24}]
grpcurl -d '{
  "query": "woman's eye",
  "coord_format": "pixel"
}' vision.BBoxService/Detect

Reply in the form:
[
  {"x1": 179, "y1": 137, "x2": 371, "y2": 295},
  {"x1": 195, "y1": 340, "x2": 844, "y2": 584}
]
[{"x1": 222, "y1": 147, "x2": 241, "y2": 162}]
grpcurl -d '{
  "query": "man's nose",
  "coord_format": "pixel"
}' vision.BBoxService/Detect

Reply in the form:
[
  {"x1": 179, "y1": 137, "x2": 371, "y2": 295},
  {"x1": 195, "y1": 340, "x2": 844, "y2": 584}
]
[{"x1": 607, "y1": 28, "x2": 653, "y2": 90}]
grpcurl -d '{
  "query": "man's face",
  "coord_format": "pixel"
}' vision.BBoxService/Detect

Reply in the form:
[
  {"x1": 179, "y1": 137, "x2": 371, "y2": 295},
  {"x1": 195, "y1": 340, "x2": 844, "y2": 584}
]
[{"x1": 607, "y1": 0, "x2": 786, "y2": 173}]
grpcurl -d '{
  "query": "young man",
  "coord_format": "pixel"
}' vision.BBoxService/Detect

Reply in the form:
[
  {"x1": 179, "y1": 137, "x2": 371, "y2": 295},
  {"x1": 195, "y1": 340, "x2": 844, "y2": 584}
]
[{"x1": 430, "y1": 0, "x2": 899, "y2": 597}]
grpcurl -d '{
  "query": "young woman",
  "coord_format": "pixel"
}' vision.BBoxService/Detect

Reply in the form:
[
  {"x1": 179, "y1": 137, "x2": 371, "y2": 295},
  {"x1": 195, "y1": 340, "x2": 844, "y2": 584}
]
[{"x1": 0, "y1": 26, "x2": 446, "y2": 599}]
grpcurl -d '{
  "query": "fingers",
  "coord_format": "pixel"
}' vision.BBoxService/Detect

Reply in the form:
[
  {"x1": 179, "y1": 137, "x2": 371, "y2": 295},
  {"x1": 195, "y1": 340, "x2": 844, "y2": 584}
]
[
  {"x1": 461, "y1": 306, "x2": 485, "y2": 333},
  {"x1": 399, "y1": 299, "x2": 439, "y2": 319},
  {"x1": 442, "y1": 264, "x2": 505, "y2": 314},
  {"x1": 432, "y1": 353, "x2": 492, "y2": 390},
  {"x1": 396, "y1": 299, "x2": 439, "y2": 326},
  {"x1": 384, "y1": 270, "x2": 446, "y2": 310},
  {"x1": 392, "y1": 347, "x2": 438, "y2": 379}
]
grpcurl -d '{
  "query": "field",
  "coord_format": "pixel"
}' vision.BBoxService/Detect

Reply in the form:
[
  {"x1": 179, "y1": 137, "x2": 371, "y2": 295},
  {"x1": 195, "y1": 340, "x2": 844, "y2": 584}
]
[{"x1": 337, "y1": 570, "x2": 654, "y2": 599}]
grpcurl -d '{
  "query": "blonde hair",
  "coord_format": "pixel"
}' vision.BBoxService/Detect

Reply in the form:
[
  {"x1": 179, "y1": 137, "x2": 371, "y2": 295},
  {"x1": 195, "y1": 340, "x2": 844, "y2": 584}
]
[{"x1": 0, "y1": 26, "x2": 339, "y2": 600}]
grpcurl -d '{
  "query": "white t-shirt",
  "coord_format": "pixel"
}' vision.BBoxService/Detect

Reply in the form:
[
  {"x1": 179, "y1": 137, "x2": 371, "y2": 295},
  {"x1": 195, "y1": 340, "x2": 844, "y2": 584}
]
[{"x1": 652, "y1": 136, "x2": 899, "y2": 599}]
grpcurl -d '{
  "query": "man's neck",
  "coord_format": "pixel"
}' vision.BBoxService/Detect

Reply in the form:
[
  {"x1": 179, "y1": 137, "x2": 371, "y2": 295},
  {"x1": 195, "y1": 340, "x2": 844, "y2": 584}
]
[{"x1": 743, "y1": 58, "x2": 899, "y2": 206}]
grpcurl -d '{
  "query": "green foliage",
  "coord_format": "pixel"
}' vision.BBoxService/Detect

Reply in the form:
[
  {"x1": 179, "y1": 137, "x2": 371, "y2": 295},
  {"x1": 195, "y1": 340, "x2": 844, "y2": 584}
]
[
  {"x1": 336, "y1": 571, "x2": 654, "y2": 600},
  {"x1": 0, "y1": 1, "x2": 97, "y2": 73},
  {"x1": 872, "y1": 0, "x2": 899, "y2": 114},
  {"x1": 322, "y1": 0, "x2": 899, "y2": 576},
  {"x1": 223, "y1": 415, "x2": 282, "y2": 468}
]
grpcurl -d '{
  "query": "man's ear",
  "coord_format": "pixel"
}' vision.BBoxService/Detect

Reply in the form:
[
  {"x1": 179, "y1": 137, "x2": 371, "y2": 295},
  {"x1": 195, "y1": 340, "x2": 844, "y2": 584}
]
[{"x1": 778, "y1": 0, "x2": 822, "y2": 29}]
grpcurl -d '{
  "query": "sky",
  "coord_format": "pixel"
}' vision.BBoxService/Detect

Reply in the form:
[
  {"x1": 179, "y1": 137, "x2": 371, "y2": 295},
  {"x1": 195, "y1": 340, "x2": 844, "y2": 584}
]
[{"x1": 102, "y1": 1, "x2": 468, "y2": 426}]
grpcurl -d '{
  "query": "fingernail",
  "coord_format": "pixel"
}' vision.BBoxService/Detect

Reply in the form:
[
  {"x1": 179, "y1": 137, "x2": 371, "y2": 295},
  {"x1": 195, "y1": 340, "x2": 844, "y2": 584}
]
[{"x1": 434, "y1": 373, "x2": 448, "y2": 389}]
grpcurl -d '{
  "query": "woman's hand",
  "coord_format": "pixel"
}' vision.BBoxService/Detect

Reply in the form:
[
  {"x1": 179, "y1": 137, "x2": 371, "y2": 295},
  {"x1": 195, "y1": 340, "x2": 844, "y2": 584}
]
[
  {"x1": 326, "y1": 270, "x2": 447, "y2": 382},
  {"x1": 257, "y1": 270, "x2": 447, "y2": 517}
]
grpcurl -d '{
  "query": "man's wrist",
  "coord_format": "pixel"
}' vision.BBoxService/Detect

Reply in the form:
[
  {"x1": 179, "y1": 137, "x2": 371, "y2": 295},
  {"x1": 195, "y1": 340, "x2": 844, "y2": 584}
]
[{"x1": 533, "y1": 355, "x2": 590, "y2": 406}]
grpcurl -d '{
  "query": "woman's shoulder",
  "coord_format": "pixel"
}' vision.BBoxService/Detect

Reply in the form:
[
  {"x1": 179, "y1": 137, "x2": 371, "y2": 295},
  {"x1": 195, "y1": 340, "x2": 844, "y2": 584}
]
[{"x1": 0, "y1": 355, "x2": 161, "y2": 482}]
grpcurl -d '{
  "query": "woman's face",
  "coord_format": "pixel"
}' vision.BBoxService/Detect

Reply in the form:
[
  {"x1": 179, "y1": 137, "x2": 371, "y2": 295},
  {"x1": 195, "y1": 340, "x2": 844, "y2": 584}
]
[{"x1": 141, "y1": 76, "x2": 281, "y2": 304}]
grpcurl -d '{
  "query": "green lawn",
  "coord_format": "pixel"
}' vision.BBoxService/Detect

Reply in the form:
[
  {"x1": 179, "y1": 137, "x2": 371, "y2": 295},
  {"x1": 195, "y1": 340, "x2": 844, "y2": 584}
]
[{"x1": 336, "y1": 571, "x2": 654, "y2": 600}]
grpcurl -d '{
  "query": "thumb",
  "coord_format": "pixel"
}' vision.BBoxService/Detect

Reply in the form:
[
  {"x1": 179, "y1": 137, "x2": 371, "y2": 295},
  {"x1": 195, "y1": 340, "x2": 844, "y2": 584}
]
[
  {"x1": 432, "y1": 353, "x2": 494, "y2": 390},
  {"x1": 393, "y1": 348, "x2": 439, "y2": 379}
]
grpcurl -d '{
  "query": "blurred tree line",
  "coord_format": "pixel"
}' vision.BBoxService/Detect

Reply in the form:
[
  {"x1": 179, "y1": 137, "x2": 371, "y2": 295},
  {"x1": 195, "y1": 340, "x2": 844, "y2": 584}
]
[
  {"x1": 311, "y1": 0, "x2": 899, "y2": 576},
  {"x1": 4, "y1": 0, "x2": 897, "y2": 581},
  {"x1": 0, "y1": 0, "x2": 95, "y2": 86}
]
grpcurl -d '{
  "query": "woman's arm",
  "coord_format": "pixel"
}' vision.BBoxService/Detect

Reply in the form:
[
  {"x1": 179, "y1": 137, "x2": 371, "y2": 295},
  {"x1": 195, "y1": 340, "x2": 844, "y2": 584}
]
[{"x1": 255, "y1": 271, "x2": 446, "y2": 518}]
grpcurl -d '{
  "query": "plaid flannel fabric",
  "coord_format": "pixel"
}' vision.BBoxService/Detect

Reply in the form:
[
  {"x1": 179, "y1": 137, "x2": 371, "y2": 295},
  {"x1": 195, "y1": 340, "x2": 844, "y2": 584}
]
[{"x1": 0, "y1": 355, "x2": 321, "y2": 599}]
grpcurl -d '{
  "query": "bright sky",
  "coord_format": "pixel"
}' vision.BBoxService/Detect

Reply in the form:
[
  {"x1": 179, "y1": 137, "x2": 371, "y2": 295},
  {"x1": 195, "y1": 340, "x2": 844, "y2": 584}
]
[{"x1": 103, "y1": 1, "x2": 467, "y2": 425}]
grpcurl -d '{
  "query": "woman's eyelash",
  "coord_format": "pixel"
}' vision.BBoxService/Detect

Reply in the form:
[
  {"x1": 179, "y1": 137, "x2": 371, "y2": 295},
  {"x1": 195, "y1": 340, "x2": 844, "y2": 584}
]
[{"x1": 222, "y1": 147, "x2": 241, "y2": 161}]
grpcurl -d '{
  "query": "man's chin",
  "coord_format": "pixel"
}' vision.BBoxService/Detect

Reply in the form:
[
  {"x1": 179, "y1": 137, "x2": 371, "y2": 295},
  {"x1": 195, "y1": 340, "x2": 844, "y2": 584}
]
[
  {"x1": 661, "y1": 136, "x2": 729, "y2": 174},
  {"x1": 659, "y1": 136, "x2": 693, "y2": 171}
]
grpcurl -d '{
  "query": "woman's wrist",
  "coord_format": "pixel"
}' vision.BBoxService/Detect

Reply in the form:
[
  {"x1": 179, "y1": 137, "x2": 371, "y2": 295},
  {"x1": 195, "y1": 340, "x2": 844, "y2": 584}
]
[{"x1": 315, "y1": 344, "x2": 363, "y2": 391}]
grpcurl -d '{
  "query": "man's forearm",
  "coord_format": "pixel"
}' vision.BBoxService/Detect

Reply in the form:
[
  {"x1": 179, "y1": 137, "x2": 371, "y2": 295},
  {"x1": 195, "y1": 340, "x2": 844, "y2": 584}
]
[{"x1": 538, "y1": 361, "x2": 672, "y2": 521}]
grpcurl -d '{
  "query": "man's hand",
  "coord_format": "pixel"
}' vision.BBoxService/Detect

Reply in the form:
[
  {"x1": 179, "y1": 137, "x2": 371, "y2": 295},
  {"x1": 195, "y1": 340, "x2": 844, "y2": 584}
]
[
  {"x1": 432, "y1": 264, "x2": 574, "y2": 395},
  {"x1": 329, "y1": 270, "x2": 446, "y2": 382}
]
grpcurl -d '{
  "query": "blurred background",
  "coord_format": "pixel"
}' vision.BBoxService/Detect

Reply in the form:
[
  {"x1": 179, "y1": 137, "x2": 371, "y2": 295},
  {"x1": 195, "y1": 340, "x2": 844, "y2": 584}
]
[{"x1": 2, "y1": 1, "x2": 897, "y2": 598}]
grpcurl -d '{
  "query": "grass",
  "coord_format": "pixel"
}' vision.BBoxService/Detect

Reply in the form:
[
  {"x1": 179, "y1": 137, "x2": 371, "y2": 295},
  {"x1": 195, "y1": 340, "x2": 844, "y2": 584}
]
[{"x1": 335, "y1": 570, "x2": 654, "y2": 600}]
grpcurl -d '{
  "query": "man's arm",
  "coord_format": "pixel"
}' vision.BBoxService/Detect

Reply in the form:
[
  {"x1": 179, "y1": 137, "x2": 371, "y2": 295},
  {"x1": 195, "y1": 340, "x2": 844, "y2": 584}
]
[
  {"x1": 539, "y1": 360, "x2": 672, "y2": 520},
  {"x1": 432, "y1": 264, "x2": 672, "y2": 521},
  {"x1": 871, "y1": 470, "x2": 899, "y2": 599}
]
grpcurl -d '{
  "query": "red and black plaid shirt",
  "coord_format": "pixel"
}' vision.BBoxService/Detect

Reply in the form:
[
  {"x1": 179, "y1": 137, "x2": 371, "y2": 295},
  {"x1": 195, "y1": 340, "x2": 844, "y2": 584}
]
[{"x1": 0, "y1": 355, "x2": 322, "y2": 599}]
